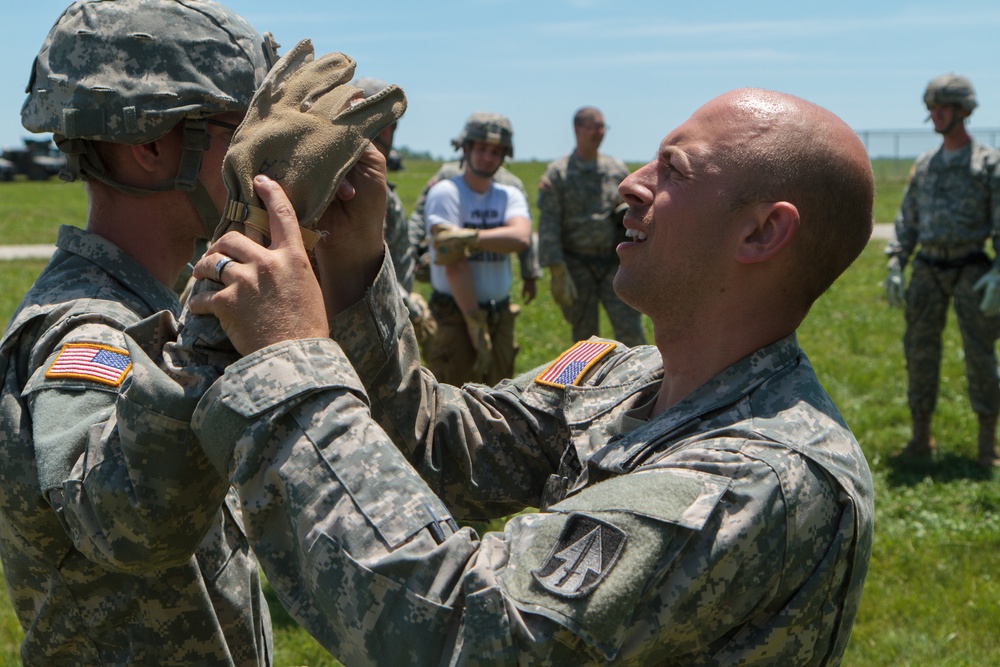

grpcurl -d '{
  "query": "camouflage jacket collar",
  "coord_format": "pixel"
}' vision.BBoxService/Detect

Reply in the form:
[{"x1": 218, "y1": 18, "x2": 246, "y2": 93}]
[{"x1": 55, "y1": 225, "x2": 179, "y2": 316}]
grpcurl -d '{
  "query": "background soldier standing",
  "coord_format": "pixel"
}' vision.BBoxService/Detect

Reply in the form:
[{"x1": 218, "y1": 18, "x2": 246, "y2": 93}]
[
  {"x1": 538, "y1": 106, "x2": 645, "y2": 346},
  {"x1": 885, "y1": 73, "x2": 1000, "y2": 468},
  {"x1": 0, "y1": 1, "x2": 277, "y2": 664}
]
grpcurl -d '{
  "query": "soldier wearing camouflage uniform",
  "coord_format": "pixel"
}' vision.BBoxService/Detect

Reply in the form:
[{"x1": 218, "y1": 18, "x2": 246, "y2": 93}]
[
  {"x1": 885, "y1": 74, "x2": 1000, "y2": 468},
  {"x1": 538, "y1": 107, "x2": 645, "y2": 346},
  {"x1": 188, "y1": 88, "x2": 876, "y2": 664},
  {"x1": 0, "y1": 1, "x2": 276, "y2": 663}
]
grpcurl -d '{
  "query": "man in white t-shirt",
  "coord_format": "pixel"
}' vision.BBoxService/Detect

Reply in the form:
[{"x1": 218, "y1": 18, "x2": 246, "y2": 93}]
[{"x1": 424, "y1": 113, "x2": 532, "y2": 385}]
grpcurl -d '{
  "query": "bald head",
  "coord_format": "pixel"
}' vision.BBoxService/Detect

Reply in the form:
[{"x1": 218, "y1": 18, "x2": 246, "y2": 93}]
[{"x1": 708, "y1": 89, "x2": 875, "y2": 308}]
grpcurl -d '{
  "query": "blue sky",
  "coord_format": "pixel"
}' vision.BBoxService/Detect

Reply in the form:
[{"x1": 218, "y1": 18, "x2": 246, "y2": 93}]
[{"x1": 2, "y1": 1, "x2": 997, "y2": 163}]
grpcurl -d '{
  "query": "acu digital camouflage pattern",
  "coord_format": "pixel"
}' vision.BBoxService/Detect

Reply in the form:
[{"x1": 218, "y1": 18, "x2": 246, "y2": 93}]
[
  {"x1": 22, "y1": 0, "x2": 272, "y2": 144},
  {"x1": 887, "y1": 141, "x2": 1000, "y2": 416},
  {"x1": 385, "y1": 183, "x2": 415, "y2": 291},
  {"x1": 537, "y1": 152, "x2": 645, "y2": 346},
  {"x1": 0, "y1": 226, "x2": 271, "y2": 665},
  {"x1": 190, "y1": 251, "x2": 873, "y2": 665}
]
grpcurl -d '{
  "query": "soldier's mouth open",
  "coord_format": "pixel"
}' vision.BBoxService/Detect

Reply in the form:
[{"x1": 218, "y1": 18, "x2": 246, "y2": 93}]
[{"x1": 625, "y1": 228, "x2": 647, "y2": 242}]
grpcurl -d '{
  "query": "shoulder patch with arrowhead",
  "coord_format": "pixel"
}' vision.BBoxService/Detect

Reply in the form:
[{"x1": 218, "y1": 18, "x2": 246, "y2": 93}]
[{"x1": 532, "y1": 513, "x2": 626, "y2": 598}]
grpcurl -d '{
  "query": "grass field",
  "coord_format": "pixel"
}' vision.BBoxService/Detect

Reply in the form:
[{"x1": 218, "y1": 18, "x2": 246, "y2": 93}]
[{"x1": 1, "y1": 158, "x2": 998, "y2": 666}]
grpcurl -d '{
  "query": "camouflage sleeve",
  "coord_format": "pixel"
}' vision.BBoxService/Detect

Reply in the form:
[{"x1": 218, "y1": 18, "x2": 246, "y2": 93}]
[
  {"x1": 536, "y1": 161, "x2": 565, "y2": 267},
  {"x1": 407, "y1": 186, "x2": 430, "y2": 250},
  {"x1": 22, "y1": 308, "x2": 227, "y2": 572},
  {"x1": 191, "y1": 357, "x2": 800, "y2": 663},
  {"x1": 383, "y1": 185, "x2": 415, "y2": 292},
  {"x1": 330, "y1": 252, "x2": 565, "y2": 519},
  {"x1": 888, "y1": 162, "x2": 920, "y2": 265}
]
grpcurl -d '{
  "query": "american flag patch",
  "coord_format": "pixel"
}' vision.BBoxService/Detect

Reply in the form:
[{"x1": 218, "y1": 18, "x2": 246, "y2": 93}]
[
  {"x1": 45, "y1": 343, "x2": 132, "y2": 387},
  {"x1": 535, "y1": 341, "x2": 616, "y2": 388}
]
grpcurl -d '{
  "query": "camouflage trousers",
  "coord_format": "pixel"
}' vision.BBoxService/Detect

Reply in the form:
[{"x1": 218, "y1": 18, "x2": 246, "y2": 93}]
[
  {"x1": 904, "y1": 255, "x2": 1000, "y2": 415},
  {"x1": 424, "y1": 292, "x2": 519, "y2": 386},
  {"x1": 559, "y1": 251, "x2": 645, "y2": 346}
]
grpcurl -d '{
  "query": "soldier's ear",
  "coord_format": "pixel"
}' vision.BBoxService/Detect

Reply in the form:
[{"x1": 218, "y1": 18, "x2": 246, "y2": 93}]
[
  {"x1": 128, "y1": 133, "x2": 178, "y2": 178},
  {"x1": 734, "y1": 201, "x2": 799, "y2": 264}
]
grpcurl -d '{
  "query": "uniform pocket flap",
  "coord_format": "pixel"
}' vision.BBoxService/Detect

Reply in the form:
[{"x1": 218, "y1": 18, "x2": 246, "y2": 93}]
[{"x1": 550, "y1": 467, "x2": 731, "y2": 531}]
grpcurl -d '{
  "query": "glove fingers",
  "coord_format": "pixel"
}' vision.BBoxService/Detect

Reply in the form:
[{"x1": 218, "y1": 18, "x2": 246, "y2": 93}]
[
  {"x1": 296, "y1": 87, "x2": 407, "y2": 229},
  {"x1": 262, "y1": 39, "x2": 316, "y2": 98},
  {"x1": 313, "y1": 83, "x2": 406, "y2": 132},
  {"x1": 290, "y1": 52, "x2": 357, "y2": 107}
]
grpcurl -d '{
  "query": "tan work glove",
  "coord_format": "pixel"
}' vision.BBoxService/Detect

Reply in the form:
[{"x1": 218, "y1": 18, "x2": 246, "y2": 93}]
[
  {"x1": 549, "y1": 262, "x2": 578, "y2": 307},
  {"x1": 218, "y1": 39, "x2": 407, "y2": 248},
  {"x1": 463, "y1": 310, "x2": 493, "y2": 377},
  {"x1": 974, "y1": 268, "x2": 1000, "y2": 316},
  {"x1": 884, "y1": 258, "x2": 905, "y2": 308},
  {"x1": 432, "y1": 224, "x2": 479, "y2": 265}
]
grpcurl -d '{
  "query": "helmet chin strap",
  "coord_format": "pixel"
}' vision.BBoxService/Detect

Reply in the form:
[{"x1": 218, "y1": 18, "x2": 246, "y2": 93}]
[
  {"x1": 56, "y1": 118, "x2": 222, "y2": 238},
  {"x1": 928, "y1": 105, "x2": 967, "y2": 136},
  {"x1": 940, "y1": 106, "x2": 966, "y2": 135},
  {"x1": 186, "y1": 180, "x2": 223, "y2": 239},
  {"x1": 174, "y1": 119, "x2": 222, "y2": 238}
]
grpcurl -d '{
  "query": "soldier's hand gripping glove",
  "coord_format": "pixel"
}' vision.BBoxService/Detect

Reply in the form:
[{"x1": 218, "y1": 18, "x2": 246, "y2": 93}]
[
  {"x1": 884, "y1": 259, "x2": 905, "y2": 308},
  {"x1": 218, "y1": 39, "x2": 407, "y2": 248},
  {"x1": 464, "y1": 310, "x2": 493, "y2": 377},
  {"x1": 432, "y1": 224, "x2": 479, "y2": 265},
  {"x1": 974, "y1": 268, "x2": 1000, "y2": 316},
  {"x1": 549, "y1": 262, "x2": 578, "y2": 307}
]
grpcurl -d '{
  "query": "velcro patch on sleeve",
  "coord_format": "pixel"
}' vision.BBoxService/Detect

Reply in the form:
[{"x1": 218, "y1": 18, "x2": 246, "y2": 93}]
[
  {"x1": 45, "y1": 343, "x2": 132, "y2": 387},
  {"x1": 535, "y1": 341, "x2": 616, "y2": 388}
]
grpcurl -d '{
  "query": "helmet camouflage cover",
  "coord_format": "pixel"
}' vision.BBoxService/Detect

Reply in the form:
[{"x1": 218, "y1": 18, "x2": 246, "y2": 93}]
[
  {"x1": 451, "y1": 112, "x2": 514, "y2": 158},
  {"x1": 22, "y1": 0, "x2": 277, "y2": 145},
  {"x1": 923, "y1": 73, "x2": 978, "y2": 113}
]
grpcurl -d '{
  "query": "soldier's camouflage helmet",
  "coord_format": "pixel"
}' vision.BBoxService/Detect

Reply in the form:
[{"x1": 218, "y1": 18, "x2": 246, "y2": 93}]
[
  {"x1": 923, "y1": 74, "x2": 977, "y2": 113},
  {"x1": 22, "y1": 0, "x2": 278, "y2": 194},
  {"x1": 451, "y1": 112, "x2": 514, "y2": 158}
]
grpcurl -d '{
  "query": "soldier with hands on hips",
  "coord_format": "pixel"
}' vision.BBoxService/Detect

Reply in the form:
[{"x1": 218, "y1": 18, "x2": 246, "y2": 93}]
[
  {"x1": 188, "y1": 88, "x2": 875, "y2": 665},
  {"x1": 885, "y1": 73, "x2": 1000, "y2": 468}
]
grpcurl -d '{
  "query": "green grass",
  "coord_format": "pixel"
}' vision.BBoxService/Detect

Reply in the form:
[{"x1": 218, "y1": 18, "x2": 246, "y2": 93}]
[
  {"x1": 0, "y1": 180, "x2": 87, "y2": 244},
  {"x1": 2, "y1": 160, "x2": 999, "y2": 665}
]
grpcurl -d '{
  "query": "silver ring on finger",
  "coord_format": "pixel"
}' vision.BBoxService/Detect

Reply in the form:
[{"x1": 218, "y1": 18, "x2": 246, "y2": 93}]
[{"x1": 213, "y1": 255, "x2": 234, "y2": 283}]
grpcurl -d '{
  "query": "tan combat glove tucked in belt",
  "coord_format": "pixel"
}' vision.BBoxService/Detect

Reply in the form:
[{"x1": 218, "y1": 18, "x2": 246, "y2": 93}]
[
  {"x1": 463, "y1": 309, "x2": 493, "y2": 377},
  {"x1": 549, "y1": 262, "x2": 578, "y2": 307},
  {"x1": 218, "y1": 38, "x2": 407, "y2": 248},
  {"x1": 974, "y1": 268, "x2": 1000, "y2": 316},
  {"x1": 884, "y1": 256, "x2": 905, "y2": 309}
]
